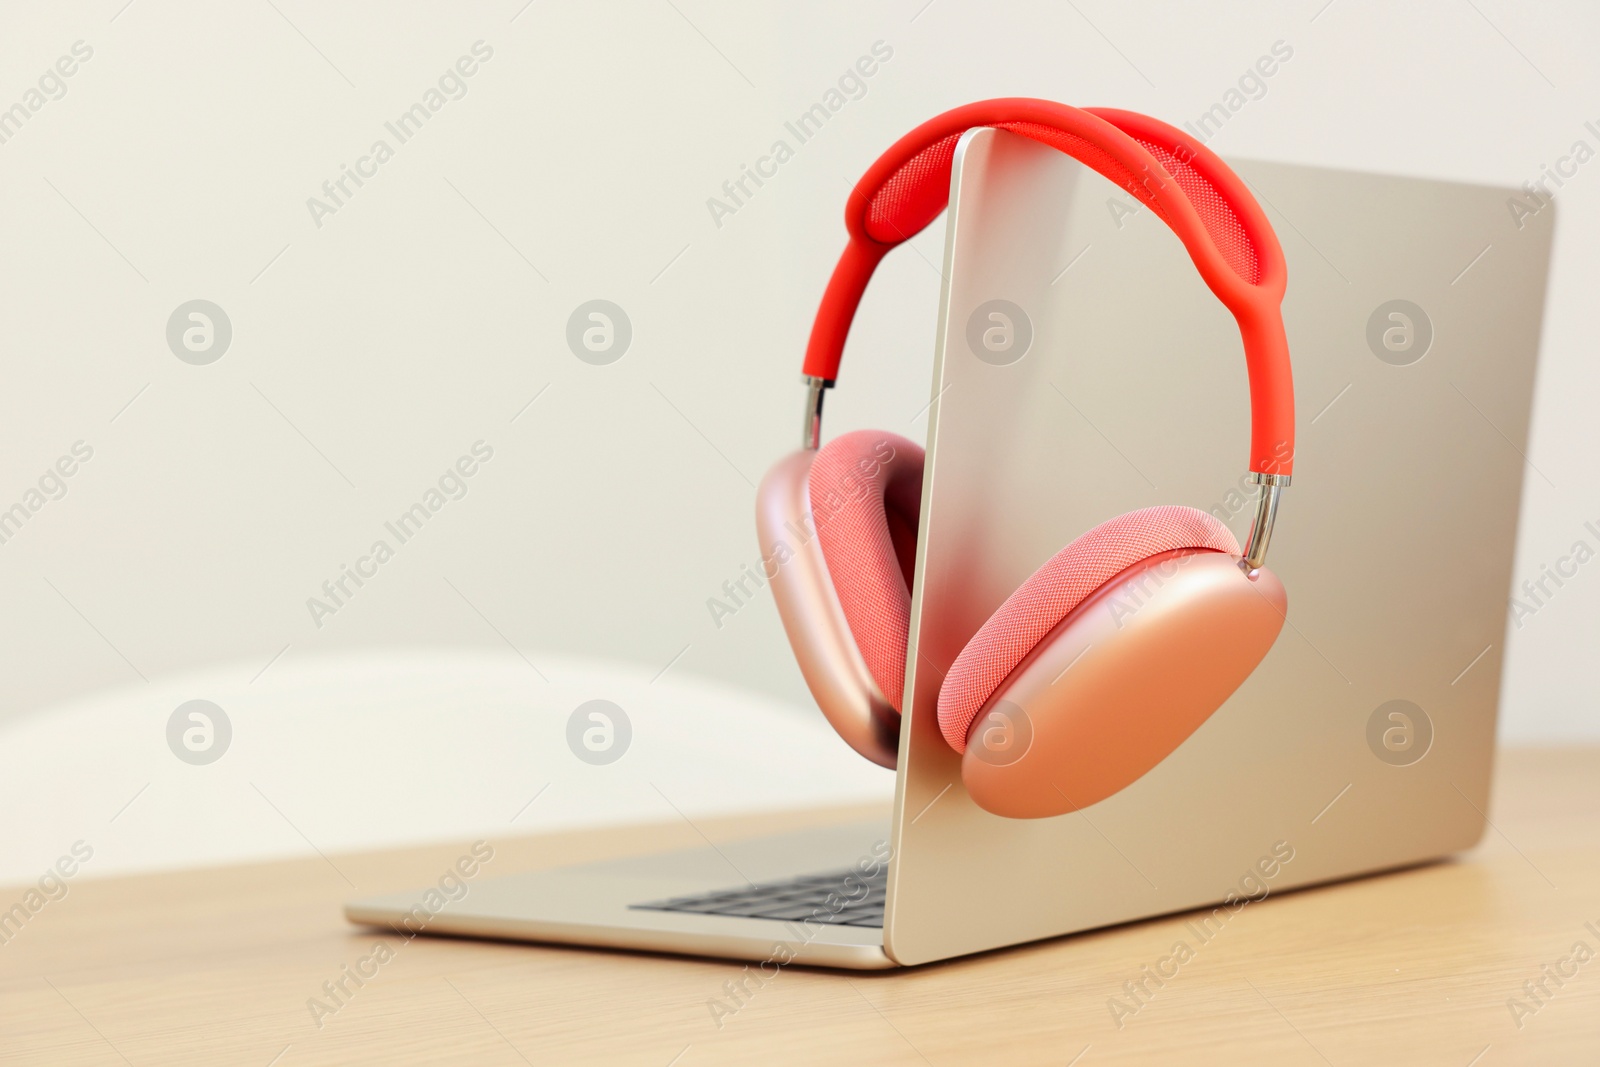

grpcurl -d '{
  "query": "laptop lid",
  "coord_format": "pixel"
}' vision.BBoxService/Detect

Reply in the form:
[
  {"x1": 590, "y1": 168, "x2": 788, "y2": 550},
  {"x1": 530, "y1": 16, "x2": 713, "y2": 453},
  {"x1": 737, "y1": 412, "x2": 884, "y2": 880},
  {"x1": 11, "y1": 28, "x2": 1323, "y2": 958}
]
[{"x1": 884, "y1": 127, "x2": 1551, "y2": 966}]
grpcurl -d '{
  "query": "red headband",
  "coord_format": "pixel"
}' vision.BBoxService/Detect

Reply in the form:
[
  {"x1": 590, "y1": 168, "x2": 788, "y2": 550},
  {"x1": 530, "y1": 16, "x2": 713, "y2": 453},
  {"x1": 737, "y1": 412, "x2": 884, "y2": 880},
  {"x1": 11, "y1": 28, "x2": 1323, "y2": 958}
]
[{"x1": 803, "y1": 99, "x2": 1294, "y2": 477}]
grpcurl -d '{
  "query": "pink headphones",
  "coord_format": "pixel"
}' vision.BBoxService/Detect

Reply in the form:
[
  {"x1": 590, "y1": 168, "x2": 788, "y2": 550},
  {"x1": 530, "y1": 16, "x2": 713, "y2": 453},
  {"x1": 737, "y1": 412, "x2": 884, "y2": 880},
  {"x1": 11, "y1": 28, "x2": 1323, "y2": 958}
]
[{"x1": 757, "y1": 100, "x2": 1295, "y2": 819}]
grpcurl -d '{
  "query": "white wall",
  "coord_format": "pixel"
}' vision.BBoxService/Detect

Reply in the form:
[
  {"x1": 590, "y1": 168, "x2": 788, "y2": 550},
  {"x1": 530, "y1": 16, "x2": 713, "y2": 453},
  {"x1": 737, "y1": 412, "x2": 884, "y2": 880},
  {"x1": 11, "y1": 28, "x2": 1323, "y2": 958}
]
[{"x1": 0, "y1": 0, "x2": 1595, "y2": 751}]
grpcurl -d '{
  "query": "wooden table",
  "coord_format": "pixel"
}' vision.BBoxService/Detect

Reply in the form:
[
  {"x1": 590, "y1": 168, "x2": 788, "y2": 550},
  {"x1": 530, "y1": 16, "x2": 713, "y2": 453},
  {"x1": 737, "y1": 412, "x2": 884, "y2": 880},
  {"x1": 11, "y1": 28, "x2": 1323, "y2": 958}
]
[{"x1": 3, "y1": 747, "x2": 1596, "y2": 1065}]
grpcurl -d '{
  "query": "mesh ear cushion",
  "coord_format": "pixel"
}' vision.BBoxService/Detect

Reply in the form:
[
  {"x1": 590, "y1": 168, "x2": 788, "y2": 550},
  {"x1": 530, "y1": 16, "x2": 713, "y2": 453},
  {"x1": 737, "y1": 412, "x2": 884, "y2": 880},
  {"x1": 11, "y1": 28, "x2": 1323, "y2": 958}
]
[
  {"x1": 809, "y1": 430, "x2": 925, "y2": 712},
  {"x1": 937, "y1": 506, "x2": 1240, "y2": 752}
]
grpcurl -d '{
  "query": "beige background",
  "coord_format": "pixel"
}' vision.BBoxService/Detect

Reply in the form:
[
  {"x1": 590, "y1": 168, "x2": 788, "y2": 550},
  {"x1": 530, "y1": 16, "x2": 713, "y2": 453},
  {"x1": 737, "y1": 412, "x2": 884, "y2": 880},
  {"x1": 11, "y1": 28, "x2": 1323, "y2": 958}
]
[{"x1": 0, "y1": 1, "x2": 1596, "y2": 878}]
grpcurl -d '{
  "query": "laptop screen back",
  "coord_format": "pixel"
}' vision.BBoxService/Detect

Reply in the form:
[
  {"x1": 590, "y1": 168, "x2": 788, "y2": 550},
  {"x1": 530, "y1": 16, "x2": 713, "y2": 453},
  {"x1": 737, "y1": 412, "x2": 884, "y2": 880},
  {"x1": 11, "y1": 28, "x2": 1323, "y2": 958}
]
[{"x1": 885, "y1": 127, "x2": 1551, "y2": 966}]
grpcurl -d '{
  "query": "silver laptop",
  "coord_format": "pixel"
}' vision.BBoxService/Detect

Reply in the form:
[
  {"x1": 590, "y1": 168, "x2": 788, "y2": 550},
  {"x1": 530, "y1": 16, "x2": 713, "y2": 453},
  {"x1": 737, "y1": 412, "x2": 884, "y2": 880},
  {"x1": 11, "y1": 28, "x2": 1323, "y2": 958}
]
[{"x1": 346, "y1": 128, "x2": 1552, "y2": 968}]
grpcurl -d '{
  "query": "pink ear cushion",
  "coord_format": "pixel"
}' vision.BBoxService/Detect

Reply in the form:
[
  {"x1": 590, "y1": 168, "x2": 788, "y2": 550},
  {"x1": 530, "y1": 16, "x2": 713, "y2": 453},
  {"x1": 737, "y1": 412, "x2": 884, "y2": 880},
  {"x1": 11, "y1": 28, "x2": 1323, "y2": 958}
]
[
  {"x1": 937, "y1": 506, "x2": 1240, "y2": 752},
  {"x1": 809, "y1": 430, "x2": 926, "y2": 712}
]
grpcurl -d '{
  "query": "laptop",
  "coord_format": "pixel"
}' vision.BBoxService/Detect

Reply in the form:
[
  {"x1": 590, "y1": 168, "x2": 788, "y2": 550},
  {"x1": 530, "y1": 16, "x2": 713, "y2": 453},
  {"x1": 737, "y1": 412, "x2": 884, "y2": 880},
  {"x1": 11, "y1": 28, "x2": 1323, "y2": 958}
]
[{"x1": 345, "y1": 128, "x2": 1553, "y2": 968}]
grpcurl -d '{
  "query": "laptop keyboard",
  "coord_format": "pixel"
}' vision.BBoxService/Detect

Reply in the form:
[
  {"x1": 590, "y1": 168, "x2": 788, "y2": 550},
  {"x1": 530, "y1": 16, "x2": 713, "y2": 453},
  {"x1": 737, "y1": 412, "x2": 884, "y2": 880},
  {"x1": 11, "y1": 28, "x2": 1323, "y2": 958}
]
[{"x1": 630, "y1": 866, "x2": 887, "y2": 928}]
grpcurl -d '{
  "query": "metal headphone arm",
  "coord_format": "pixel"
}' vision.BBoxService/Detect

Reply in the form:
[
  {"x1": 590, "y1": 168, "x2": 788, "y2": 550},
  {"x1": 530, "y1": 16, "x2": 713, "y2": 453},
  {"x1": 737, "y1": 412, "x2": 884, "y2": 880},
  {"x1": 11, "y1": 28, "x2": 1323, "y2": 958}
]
[{"x1": 802, "y1": 374, "x2": 1286, "y2": 573}]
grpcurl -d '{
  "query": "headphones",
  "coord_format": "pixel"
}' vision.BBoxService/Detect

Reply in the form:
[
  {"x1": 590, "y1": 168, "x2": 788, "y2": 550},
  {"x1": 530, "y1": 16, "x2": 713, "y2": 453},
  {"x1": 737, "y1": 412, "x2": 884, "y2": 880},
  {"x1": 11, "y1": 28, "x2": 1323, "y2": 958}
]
[{"x1": 756, "y1": 99, "x2": 1295, "y2": 819}]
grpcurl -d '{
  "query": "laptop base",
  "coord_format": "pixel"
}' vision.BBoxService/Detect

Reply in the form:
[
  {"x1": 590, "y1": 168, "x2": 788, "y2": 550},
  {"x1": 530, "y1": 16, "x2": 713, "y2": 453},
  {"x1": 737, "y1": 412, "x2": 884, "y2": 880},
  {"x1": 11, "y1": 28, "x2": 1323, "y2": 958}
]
[{"x1": 345, "y1": 819, "x2": 898, "y2": 970}]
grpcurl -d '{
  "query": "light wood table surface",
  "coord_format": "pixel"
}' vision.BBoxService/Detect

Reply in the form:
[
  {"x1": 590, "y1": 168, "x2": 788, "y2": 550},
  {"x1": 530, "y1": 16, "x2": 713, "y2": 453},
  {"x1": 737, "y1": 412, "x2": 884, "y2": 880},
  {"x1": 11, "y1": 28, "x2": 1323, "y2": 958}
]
[{"x1": 3, "y1": 747, "x2": 1597, "y2": 1065}]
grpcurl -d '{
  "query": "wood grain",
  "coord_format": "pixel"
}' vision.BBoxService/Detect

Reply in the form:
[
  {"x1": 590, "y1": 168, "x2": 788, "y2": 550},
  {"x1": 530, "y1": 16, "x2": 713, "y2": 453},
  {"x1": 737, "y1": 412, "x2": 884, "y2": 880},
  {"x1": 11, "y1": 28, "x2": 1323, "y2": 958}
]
[{"x1": 2, "y1": 748, "x2": 1596, "y2": 1065}]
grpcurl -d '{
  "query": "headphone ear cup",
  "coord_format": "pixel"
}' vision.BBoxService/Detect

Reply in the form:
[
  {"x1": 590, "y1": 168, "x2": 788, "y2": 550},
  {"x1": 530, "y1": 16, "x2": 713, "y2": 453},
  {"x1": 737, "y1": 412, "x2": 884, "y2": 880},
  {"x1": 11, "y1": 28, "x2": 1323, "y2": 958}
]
[
  {"x1": 940, "y1": 506, "x2": 1284, "y2": 817},
  {"x1": 757, "y1": 430, "x2": 924, "y2": 768}
]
